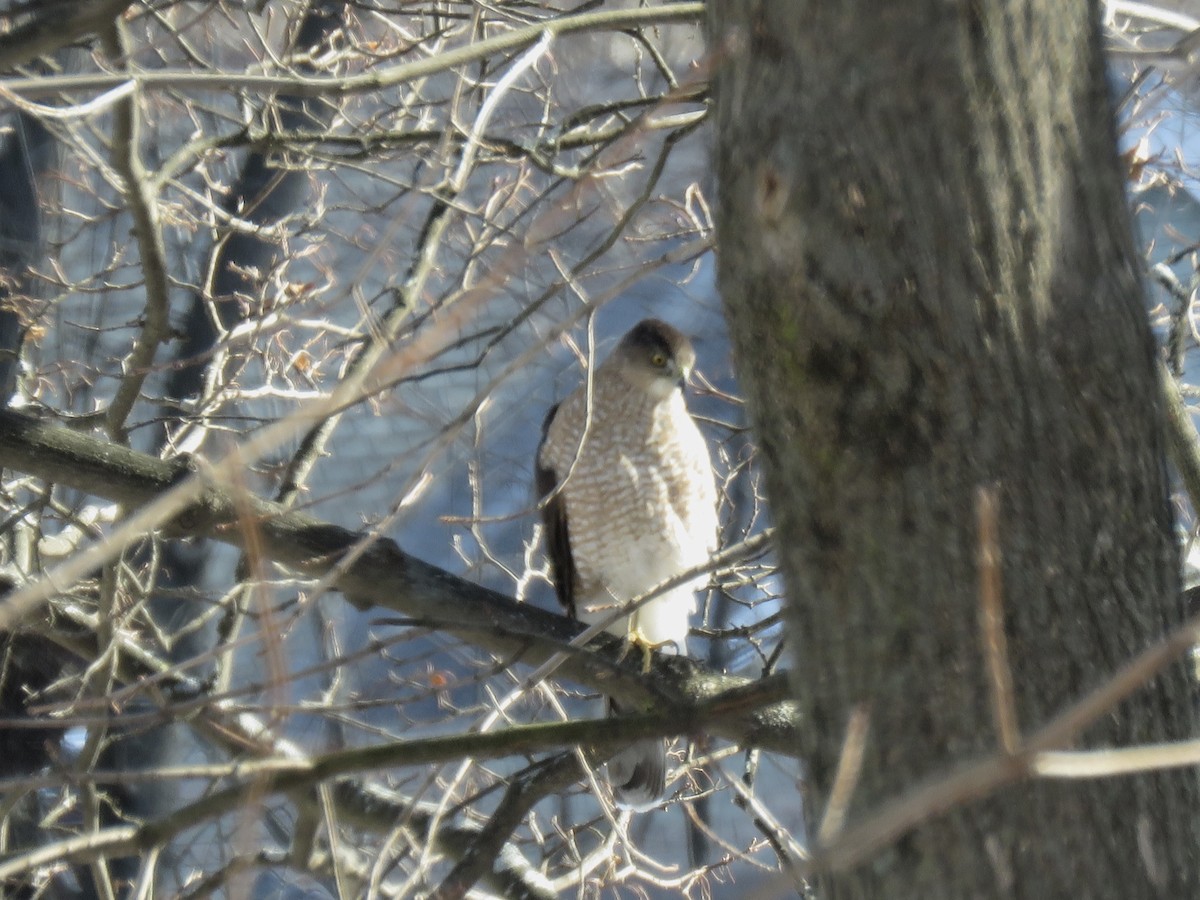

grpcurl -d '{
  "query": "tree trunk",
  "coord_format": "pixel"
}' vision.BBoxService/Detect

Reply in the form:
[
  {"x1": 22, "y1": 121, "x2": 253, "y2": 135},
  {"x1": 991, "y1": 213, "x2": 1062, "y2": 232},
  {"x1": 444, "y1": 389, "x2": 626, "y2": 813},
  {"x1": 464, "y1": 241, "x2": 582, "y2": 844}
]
[{"x1": 710, "y1": 2, "x2": 1200, "y2": 897}]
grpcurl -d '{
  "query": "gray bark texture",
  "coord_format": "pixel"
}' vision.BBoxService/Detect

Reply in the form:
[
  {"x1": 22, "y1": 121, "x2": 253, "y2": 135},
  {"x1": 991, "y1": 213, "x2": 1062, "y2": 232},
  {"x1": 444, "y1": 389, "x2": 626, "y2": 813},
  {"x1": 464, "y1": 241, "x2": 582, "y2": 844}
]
[{"x1": 710, "y1": 2, "x2": 1200, "y2": 898}]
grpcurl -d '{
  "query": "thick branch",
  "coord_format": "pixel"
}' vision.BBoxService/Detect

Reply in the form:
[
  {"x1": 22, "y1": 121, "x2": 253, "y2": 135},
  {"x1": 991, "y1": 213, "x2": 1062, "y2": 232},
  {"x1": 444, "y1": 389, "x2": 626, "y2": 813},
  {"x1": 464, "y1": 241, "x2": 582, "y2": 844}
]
[
  {"x1": 0, "y1": 408, "x2": 799, "y2": 753},
  {"x1": 0, "y1": 0, "x2": 133, "y2": 71},
  {"x1": 0, "y1": 698, "x2": 781, "y2": 884}
]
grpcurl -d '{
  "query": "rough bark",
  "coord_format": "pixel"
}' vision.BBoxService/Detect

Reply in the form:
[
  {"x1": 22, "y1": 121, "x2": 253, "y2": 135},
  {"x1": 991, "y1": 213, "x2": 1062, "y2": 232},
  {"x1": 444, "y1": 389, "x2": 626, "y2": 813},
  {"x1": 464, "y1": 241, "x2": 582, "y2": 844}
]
[{"x1": 710, "y1": 2, "x2": 1199, "y2": 897}]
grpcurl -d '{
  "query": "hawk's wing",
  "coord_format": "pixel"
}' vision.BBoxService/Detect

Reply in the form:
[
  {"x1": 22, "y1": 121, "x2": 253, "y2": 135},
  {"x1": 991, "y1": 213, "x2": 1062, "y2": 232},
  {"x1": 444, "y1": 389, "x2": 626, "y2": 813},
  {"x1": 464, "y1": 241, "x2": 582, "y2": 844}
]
[{"x1": 536, "y1": 403, "x2": 578, "y2": 619}]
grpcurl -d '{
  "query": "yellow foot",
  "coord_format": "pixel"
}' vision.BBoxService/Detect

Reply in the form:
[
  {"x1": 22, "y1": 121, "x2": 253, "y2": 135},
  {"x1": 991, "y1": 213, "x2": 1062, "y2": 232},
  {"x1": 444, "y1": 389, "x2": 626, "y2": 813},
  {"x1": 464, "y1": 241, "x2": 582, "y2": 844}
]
[{"x1": 615, "y1": 629, "x2": 675, "y2": 674}]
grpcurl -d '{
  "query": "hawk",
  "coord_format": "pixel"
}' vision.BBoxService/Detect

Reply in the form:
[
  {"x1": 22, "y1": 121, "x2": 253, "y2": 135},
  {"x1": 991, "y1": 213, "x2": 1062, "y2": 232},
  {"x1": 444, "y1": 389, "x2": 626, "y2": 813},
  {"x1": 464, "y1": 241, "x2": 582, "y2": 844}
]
[{"x1": 536, "y1": 319, "x2": 719, "y2": 810}]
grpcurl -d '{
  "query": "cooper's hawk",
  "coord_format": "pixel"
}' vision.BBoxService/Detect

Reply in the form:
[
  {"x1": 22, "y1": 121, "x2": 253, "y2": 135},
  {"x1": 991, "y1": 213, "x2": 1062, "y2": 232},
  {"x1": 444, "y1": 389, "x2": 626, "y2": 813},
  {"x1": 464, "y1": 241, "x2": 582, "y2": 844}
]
[{"x1": 536, "y1": 319, "x2": 719, "y2": 810}]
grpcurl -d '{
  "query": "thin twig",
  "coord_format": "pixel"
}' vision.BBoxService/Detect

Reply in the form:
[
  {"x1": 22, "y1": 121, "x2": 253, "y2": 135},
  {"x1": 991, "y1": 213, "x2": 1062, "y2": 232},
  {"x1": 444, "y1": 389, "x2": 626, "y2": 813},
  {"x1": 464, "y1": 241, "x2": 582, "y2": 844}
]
[
  {"x1": 976, "y1": 484, "x2": 1020, "y2": 754},
  {"x1": 426, "y1": 755, "x2": 571, "y2": 900},
  {"x1": 100, "y1": 23, "x2": 172, "y2": 443},
  {"x1": 0, "y1": 680, "x2": 786, "y2": 882},
  {"x1": 0, "y1": 5, "x2": 704, "y2": 100},
  {"x1": 815, "y1": 703, "x2": 871, "y2": 846}
]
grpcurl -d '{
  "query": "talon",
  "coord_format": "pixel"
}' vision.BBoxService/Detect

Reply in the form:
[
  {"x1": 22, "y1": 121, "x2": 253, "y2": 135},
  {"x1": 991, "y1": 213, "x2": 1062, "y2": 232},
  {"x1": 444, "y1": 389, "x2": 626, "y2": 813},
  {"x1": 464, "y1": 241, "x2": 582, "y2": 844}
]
[{"x1": 619, "y1": 627, "x2": 669, "y2": 674}]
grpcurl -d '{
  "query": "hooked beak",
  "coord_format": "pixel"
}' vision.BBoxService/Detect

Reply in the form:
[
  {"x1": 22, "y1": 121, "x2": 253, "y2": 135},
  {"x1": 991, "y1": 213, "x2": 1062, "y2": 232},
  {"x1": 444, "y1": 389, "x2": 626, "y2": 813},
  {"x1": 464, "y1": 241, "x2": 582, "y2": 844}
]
[{"x1": 679, "y1": 363, "x2": 694, "y2": 391}]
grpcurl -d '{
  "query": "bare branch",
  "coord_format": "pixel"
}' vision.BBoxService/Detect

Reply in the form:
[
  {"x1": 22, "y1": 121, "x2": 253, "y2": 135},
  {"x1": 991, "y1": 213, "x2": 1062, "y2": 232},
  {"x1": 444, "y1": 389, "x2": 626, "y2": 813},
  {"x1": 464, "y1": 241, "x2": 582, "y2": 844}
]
[
  {"x1": 976, "y1": 484, "x2": 1019, "y2": 754},
  {"x1": 0, "y1": 407, "x2": 800, "y2": 752},
  {"x1": 0, "y1": 0, "x2": 133, "y2": 71},
  {"x1": 0, "y1": 5, "x2": 704, "y2": 100},
  {"x1": 100, "y1": 21, "x2": 172, "y2": 442}
]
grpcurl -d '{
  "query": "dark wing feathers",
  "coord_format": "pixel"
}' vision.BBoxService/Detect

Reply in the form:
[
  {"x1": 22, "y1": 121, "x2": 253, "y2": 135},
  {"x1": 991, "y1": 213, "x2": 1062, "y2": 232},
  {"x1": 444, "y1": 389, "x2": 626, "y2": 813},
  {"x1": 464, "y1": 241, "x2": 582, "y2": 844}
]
[{"x1": 536, "y1": 403, "x2": 578, "y2": 619}]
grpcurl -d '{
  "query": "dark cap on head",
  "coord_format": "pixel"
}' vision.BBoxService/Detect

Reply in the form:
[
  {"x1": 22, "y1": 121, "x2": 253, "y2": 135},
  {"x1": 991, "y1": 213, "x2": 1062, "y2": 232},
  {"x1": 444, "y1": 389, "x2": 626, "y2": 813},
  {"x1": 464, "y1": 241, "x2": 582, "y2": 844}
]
[{"x1": 616, "y1": 319, "x2": 696, "y2": 373}]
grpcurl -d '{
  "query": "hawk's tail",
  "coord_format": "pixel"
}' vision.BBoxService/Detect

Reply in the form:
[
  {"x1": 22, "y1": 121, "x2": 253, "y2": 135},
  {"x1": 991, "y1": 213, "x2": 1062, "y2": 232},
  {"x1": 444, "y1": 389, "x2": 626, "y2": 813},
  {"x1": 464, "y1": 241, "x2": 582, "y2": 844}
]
[{"x1": 606, "y1": 698, "x2": 666, "y2": 812}]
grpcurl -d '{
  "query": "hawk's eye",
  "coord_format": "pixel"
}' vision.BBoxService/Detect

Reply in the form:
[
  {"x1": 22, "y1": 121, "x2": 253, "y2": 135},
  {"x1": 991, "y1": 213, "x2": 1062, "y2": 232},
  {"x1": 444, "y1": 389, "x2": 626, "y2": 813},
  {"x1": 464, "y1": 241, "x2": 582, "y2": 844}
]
[{"x1": 651, "y1": 351, "x2": 668, "y2": 367}]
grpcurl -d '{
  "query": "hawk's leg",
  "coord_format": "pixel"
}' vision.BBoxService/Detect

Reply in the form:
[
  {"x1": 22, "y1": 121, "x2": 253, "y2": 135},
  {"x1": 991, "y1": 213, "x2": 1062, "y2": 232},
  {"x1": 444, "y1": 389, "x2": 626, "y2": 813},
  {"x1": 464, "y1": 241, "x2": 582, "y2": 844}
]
[{"x1": 616, "y1": 611, "x2": 682, "y2": 674}]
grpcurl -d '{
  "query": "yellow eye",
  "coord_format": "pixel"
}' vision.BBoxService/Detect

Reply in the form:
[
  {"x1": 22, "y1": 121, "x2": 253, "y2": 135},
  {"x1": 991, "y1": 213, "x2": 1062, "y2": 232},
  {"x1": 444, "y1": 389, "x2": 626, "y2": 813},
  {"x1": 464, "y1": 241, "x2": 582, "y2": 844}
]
[{"x1": 651, "y1": 352, "x2": 668, "y2": 367}]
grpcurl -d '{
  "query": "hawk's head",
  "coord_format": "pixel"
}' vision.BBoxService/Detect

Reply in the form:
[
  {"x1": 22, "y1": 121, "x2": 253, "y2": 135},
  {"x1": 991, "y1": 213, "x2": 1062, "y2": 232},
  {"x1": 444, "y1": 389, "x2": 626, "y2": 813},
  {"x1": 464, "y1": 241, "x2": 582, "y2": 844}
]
[{"x1": 609, "y1": 319, "x2": 696, "y2": 401}]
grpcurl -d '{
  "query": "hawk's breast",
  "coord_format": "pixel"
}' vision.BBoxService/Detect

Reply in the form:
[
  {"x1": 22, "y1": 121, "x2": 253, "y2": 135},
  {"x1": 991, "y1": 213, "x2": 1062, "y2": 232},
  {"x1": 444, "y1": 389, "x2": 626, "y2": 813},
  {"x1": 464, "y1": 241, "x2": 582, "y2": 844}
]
[{"x1": 539, "y1": 378, "x2": 718, "y2": 640}]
